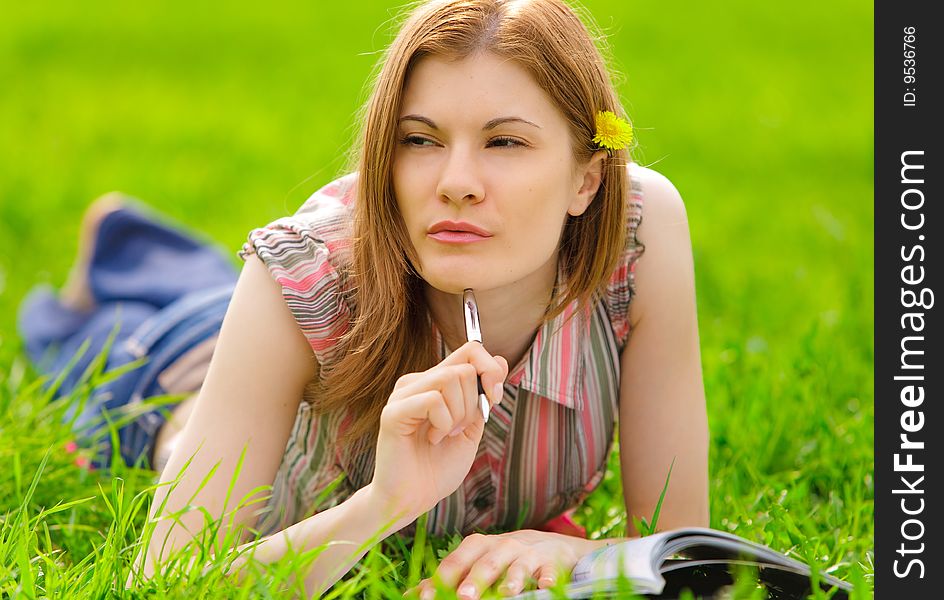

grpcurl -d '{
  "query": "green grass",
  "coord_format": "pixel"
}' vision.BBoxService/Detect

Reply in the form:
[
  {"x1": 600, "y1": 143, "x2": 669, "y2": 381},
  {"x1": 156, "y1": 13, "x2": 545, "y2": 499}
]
[{"x1": 0, "y1": 0, "x2": 872, "y2": 597}]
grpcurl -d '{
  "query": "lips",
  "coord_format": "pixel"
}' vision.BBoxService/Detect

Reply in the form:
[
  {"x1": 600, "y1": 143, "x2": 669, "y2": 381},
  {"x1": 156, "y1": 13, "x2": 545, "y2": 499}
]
[
  {"x1": 428, "y1": 231, "x2": 491, "y2": 243},
  {"x1": 428, "y1": 220, "x2": 492, "y2": 237}
]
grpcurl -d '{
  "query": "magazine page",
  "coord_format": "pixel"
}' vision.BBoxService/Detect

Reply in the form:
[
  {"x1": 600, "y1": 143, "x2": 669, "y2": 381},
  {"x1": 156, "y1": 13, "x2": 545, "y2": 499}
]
[
  {"x1": 509, "y1": 532, "x2": 670, "y2": 599},
  {"x1": 509, "y1": 528, "x2": 853, "y2": 599}
]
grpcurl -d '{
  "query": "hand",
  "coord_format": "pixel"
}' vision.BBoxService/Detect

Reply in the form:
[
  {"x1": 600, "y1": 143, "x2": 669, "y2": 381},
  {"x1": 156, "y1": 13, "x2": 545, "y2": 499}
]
[
  {"x1": 405, "y1": 530, "x2": 596, "y2": 600},
  {"x1": 371, "y1": 341, "x2": 509, "y2": 519}
]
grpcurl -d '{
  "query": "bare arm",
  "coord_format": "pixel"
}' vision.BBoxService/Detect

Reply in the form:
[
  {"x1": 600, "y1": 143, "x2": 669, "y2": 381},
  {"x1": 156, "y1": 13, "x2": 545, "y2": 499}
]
[
  {"x1": 220, "y1": 484, "x2": 419, "y2": 595},
  {"x1": 131, "y1": 254, "x2": 420, "y2": 595},
  {"x1": 618, "y1": 167, "x2": 710, "y2": 534}
]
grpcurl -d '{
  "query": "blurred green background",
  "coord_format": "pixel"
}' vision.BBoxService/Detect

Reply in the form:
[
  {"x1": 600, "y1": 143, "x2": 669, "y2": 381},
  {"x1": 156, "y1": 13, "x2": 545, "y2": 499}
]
[
  {"x1": 0, "y1": 0, "x2": 873, "y2": 348},
  {"x1": 0, "y1": 0, "x2": 873, "y2": 582}
]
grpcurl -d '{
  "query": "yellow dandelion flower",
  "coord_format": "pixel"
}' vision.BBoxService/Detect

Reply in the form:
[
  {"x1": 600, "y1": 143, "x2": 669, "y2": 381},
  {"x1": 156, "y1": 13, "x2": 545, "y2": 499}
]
[{"x1": 592, "y1": 110, "x2": 633, "y2": 151}]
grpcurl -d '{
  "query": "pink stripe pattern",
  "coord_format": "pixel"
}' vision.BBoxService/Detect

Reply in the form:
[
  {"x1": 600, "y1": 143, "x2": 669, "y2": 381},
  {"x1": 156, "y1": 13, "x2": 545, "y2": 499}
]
[{"x1": 237, "y1": 164, "x2": 645, "y2": 539}]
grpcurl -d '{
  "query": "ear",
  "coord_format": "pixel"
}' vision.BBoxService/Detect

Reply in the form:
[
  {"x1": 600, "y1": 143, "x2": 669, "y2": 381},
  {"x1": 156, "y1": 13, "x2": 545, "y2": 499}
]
[{"x1": 568, "y1": 150, "x2": 609, "y2": 217}]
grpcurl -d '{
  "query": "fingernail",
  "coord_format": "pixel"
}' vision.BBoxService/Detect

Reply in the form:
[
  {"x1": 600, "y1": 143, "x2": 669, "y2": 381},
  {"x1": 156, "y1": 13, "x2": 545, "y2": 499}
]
[
  {"x1": 420, "y1": 589, "x2": 434, "y2": 600},
  {"x1": 492, "y1": 382, "x2": 503, "y2": 404},
  {"x1": 458, "y1": 583, "x2": 476, "y2": 599},
  {"x1": 449, "y1": 426, "x2": 463, "y2": 437}
]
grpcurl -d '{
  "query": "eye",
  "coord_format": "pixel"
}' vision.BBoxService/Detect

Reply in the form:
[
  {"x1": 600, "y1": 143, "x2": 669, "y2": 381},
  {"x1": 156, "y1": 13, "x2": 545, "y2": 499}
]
[
  {"x1": 399, "y1": 135, "x2": 436, "y2": 147},
  {"x1": 397, "y1": 135, "x2": 528, "y2": 149},
  {"x1": 487, "y1": 136, "x2": 527, "y2": 148}
]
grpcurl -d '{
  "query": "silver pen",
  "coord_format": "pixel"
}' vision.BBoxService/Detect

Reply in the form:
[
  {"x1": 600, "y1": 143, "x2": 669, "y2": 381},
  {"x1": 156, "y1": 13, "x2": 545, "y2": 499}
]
[{"x1": 462, "y1": 288, "x2": 491, "y2": 423}]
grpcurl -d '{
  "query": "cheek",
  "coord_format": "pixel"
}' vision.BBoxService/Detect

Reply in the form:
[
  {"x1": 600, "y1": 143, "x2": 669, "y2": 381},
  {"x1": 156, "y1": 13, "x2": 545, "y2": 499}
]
[
  {"x1": 501, "y1": 209, "x2": 568, "y2": 258},
  {"x1": 391, "y1": 183, "x2": 421, "y2": 235}
]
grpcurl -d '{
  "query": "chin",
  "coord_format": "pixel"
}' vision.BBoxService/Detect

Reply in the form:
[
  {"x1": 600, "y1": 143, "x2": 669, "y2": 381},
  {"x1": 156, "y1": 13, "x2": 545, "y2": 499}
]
[
  {"x1": 423, "y1": 278, "x2": 477, "y2": 296},
  {"x1": 419, "y1": 269, "x2": 485, "y2": 295}
]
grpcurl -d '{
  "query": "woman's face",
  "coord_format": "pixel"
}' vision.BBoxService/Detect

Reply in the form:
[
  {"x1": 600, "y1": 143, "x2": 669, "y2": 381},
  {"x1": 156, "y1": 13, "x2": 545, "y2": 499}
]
[{"x1": 392, "y1": 51, "x2": 594, "y2": 295}]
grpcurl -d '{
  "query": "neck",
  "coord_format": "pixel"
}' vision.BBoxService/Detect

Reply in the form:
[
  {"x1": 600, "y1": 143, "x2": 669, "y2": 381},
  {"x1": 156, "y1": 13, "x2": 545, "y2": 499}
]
[{"x1": 424, "y1": 254, "x2": 560, "y2": 371}]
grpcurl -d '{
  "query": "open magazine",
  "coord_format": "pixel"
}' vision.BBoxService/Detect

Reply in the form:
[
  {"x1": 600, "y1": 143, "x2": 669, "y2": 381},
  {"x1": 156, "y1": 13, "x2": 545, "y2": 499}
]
[{"x1": 509, "y1": 527, "x2": 853, "y2": 599}]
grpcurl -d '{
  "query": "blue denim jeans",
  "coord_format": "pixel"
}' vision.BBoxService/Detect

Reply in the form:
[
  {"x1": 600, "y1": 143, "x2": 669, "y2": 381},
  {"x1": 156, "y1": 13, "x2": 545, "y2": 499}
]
[{"x1": 17, "y1": 200, "x2": 239, "y2": 470}]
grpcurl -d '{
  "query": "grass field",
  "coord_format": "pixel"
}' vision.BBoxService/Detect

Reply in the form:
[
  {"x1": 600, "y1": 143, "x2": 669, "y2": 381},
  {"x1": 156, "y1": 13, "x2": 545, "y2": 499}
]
[{"x1": 0, "y1": 0, "x2": 873, "y2": 597}]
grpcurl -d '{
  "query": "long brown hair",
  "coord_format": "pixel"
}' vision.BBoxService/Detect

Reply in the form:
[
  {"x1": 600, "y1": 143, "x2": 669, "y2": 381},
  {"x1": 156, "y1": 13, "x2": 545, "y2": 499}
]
[{"x1": 312, "y1": 0, "x2": 637, "y2": 454}]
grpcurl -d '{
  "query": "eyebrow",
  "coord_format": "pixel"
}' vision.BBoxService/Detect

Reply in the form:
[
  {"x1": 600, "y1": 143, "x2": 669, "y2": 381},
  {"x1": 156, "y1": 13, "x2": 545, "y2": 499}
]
[{"x1": 398, "y1": 114, "x2": 542, "y2": 130}]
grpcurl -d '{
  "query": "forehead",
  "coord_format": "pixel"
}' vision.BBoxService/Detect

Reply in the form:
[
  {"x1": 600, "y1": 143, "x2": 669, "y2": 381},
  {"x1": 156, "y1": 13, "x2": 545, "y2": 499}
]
[{"x1": 399, "y1": 52, "x2": 562, "y2": 127}]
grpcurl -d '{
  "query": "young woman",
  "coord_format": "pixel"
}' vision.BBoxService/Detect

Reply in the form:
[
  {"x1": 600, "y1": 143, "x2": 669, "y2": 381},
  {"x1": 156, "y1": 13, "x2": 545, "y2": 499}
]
[{"x1": 18, "y1": 0, "x2": 708, "y2": 597}]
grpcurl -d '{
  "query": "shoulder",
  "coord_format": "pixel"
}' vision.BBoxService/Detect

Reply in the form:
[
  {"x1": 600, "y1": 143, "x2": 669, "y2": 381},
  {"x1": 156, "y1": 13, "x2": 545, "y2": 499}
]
[
  {"x1": 293, "y1": 172, "x2": 359, "y2": 229},
  {"x1": 625, "y1": 164, "x2": 694, "y2": 329},
  {"x1": 236, "y1": 172, "x2": 359, "y2": 365},
  {"x1": 238, "y1": 172, "x2": 358, "y2": 270},
  {"x1": 628, "y1": 163, "x2": 688, "y2": 228},
  {"x1": 603, "y1": 163, "x2": 691, "y2": 347}
]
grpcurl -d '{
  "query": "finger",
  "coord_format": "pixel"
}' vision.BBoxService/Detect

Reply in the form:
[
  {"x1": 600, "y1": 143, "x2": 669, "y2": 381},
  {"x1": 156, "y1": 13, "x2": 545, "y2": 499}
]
[
  {"x1": 388, "y1": 364, "x2": 471, "y2": 441},
  {"x1": 418, "y1": 580, "x2": 442, "y2": 600},
  {"x1": 484, "y1": 351, "x2": 509, "y2": 405},
  {"x1": 498, "y1": 558, "x2": 543, "y2": 597},
  {"x1": 404, "y1": 578, "x2": 431, "y2": 600},
  {"x1": 389, "y1": 368, "x2": 452, "y2": 403},
  {"x1": 440, "y1": 341, "x2": 508, "y2": 404},
  {"x1": 454, "y1": 361, "x2": 481, "y2": 435},
  {"x1": 496, "y1": 355, "x2": 509, "y2": 383},
  {"x1": 439, "y1": 364, "x2": 473, "y2": 439},
  {"x1": 535, "y1": 563, "x2": 563, "y2": 589},
  {"x1": 434, "y1": 361, "x2": 477, "y2": 436},
  {"x1": 456, "y1": 542, "x2": 526, "y2": 600},
  {"x1": 417, "y1": 584, "x2": 433, "y2": 600},
  {"x1": 431, "y1": 533, "x2": 490, "y2": 591},
  {"x1": 380, "y1": 390, "x2": 452, "y2": 442},
  {"x1": 392, "y1": 372, "x2": 424, "y2": 394}
]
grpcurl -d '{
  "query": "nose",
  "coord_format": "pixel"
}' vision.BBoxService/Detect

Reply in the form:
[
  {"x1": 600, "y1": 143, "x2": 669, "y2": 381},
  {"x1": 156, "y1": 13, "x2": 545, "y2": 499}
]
[{"x1": 435, "y1": 144, "x2": 485, "y2": 207}]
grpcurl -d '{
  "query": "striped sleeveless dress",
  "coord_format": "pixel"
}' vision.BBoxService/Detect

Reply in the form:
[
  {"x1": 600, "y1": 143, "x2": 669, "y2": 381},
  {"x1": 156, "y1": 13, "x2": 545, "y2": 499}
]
[{"x1": 237, "y1": 163, "x2": 645, "y2": 540}]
